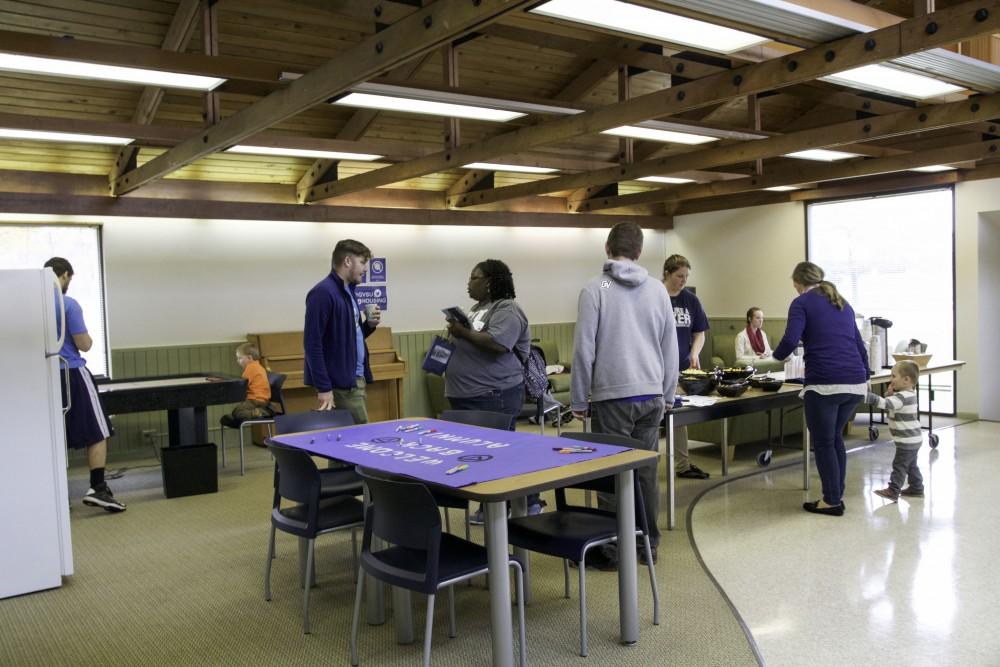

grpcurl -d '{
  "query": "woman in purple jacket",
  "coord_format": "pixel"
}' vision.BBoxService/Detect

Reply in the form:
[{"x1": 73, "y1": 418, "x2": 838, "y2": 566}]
[{"x1": 773, "y1": 262, "x2": 869, "y2": 516}]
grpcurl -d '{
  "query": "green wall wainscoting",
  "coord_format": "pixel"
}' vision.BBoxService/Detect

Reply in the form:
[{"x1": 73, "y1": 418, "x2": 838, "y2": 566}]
[
  {"x1": 99, "y1": 326, "x2": 579, "y2": 458},
  {"x1": 83, "y1": 341, "x2": 245, "y2": 460},
  {"x1": 394, "y1": 322, "x2": 578, "y2": 419},
  {"x1": 98, "y1": 318, "x2": 791, "y2": 458}
]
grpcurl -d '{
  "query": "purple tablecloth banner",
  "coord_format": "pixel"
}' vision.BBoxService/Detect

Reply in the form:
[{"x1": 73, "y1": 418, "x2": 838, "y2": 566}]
[{"x1": 269, "y1": 419, "x2": 631, "y2": 488}]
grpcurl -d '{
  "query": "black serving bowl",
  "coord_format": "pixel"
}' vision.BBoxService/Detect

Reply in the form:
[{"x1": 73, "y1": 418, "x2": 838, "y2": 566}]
[
  {"x1": 679, "y1": 375, "x2": 717, "y2": 396},
  {"x1": 750, "y1": 376, "x2": 784, "y2": 392},
  {"x1": 717, "y1": 366, "x2": 755, "y2": 382},
  {"x1": 716, "y1": 380, "x2": 750, "y2": 398}
]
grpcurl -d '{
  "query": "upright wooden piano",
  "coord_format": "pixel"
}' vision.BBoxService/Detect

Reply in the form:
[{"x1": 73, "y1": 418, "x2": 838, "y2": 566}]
[{"x1": 247, "y1": 327, "x2": 407, "y2": 422}]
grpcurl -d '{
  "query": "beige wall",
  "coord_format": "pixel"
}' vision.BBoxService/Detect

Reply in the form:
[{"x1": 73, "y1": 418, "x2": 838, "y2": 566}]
[
  {"x1": 977, "y1": 212, "x2": 1000, "y2": 421},
  {"x1": 99, "y1": 217, "x2": 667, "y2": 347},
  {"x1": 666, "y1": 202, "x2": 806, "y2": 318},
  {"x1": 955, "y1": 180, "x2": 999, "y2": 419}
]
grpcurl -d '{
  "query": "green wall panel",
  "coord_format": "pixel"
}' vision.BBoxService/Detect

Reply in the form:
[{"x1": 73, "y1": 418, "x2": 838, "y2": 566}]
[
  {"x1": 100, "y1": 317, "x2": 790, "y2": 459},
  {"x1": 98, "y1": 341, "x2": 244, "y2": 458}
]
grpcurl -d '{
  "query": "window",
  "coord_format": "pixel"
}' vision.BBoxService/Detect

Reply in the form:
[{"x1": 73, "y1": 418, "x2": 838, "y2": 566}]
[
  {"x1": 807, "y1": 188, "x2": 955, "y2": 414},
  {"x1": 0, "y1": 224, "x2": 110, "y2": 377}
]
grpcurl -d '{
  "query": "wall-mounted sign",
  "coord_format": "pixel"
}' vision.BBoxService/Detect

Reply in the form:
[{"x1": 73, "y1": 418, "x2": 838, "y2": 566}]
[{"x1": 356, "y1": 285, "x2": 388, "y2": 311}]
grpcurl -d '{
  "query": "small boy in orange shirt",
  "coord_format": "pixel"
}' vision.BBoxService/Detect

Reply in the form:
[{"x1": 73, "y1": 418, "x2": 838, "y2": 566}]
[{"x1": 226, "y1": 342, "x2": 272, "y2": 423}]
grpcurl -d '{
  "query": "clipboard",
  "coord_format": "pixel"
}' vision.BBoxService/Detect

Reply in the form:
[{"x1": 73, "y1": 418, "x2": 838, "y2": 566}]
[{"x1": 442, "y1": 306, "x2": 471, "y2": 329}]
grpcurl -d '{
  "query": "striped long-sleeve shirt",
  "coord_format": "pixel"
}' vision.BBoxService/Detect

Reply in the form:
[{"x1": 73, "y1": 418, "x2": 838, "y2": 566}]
[{"x1": 865, "y1": 389, "x2": 921, "y2": 450}]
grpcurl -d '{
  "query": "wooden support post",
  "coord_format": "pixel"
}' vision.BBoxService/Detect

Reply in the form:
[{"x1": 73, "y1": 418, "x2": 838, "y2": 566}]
[
  {"x1": 442, "y1": 42, "x2": 460, "y2": 150},
  {"x1": 202, "y1": 0, "x2": 220, "y2": 126}
]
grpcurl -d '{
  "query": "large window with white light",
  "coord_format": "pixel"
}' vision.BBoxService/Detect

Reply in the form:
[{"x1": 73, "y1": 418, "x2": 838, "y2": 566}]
[
  {"x1": 807, "y1": 188, "x2": 955, "y2": 414},
  {"x1": 0, "y1": 224, "x2": 110, "y2": 377}
]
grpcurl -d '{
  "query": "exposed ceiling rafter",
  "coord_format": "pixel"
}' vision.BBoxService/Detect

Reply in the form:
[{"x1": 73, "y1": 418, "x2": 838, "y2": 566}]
[
  {"x1": 110, "y1": 0, "x2": 537, "y2": 196},
  {"x1": 304, "y1": 0, "x2": 1000, "y2": 204}
]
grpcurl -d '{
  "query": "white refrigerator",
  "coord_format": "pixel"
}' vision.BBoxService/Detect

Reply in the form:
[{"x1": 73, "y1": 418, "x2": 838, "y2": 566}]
[{"x1": 0, "y1": 268, "x2": 74, "y2": 598}]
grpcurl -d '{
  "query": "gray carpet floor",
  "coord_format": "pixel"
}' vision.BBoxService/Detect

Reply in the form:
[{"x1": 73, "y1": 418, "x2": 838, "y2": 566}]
[{"x1": 1, "y1": 424, "x2": 789, "y2": 666}]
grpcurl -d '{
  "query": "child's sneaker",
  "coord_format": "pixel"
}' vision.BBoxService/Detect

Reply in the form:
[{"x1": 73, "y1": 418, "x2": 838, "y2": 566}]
[
  {"x1": 82, "y1": 484, "x2": 127, "y2": 512},
  {"x1": 873, "y1": 487, "x2": 899, "y2": 502},
  {"x1": 899, "y1": 486, "x2": 924, "y2": 497}
]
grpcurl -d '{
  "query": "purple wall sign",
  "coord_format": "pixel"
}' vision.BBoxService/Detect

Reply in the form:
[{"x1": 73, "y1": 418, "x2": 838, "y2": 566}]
[{"x1": 270, "y1": 419, "x2": 631, "y2": 488}]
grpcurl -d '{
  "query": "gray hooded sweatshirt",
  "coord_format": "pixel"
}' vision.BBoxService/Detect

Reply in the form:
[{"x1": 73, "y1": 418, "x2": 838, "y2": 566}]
[{"x1": 570, "y1": 259, "x2": 678, "y2": 411}]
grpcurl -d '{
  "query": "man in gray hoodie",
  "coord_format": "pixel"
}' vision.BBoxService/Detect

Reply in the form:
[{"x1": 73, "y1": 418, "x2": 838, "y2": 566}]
[{"x1": 571, "y1": 222, "x2": 678, "y2": 569}]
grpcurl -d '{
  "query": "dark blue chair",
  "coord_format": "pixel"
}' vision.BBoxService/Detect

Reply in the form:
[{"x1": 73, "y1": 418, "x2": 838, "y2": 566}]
[
  {"x1": 220, "y1": 371, "x2": 287, "y2": 476},
  {"x1": 274, "y1": 409, "x2": 354, "y2": 434},
  {"x1": 263, "y1": 443, "x2": 365, "y2": 634},
  {"x1": 506, "y1": 431, "x2": 659, "y2": 657},
  {"x1": 349, "y1": 467, "x2": 527, "y2": 667},
  {"x1": 274, "y1": 410, "x2": 361, "y2": 498},
  {"x1": 436, "y1": 409, "x2": 514, "y2": 538}
]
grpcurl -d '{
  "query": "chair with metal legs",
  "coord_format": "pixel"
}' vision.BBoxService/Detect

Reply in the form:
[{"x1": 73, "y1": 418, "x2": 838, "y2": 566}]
[
  {"x1": 273, "y1": 410, "x2": 363, "y2": 499},
  {"x1": 220, "y1": 371, "x2": 287, "y2": 476},
  {"x1": 506, "y1": 431, "x2": 659, "y2": 657},
  {"x1": 263, "y1": 443, "x2": 365, "y2": 634},
  {"x1": 349, "y1": 467, "x2": 527, "y2": 667}
]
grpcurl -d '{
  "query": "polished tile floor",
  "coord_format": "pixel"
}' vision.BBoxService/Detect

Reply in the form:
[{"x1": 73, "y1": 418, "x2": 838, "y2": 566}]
[{"x1": 691, "y1": 421, "x2": 1000, "y2": 667}]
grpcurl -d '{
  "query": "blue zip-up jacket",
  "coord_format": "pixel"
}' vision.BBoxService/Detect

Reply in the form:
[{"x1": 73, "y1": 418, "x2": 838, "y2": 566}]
[
  {"x1": 303, "y1": 272, "x2": 374, "y2": 392},
  {"x1": 773, "y1": 288, "x2": 869, "y2": 385}
]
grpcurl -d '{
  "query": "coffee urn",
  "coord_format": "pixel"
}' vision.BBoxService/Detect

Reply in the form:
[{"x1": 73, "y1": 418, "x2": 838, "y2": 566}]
[{"x1": 869, "y1": 317, "x2": 893, "y2": 369}]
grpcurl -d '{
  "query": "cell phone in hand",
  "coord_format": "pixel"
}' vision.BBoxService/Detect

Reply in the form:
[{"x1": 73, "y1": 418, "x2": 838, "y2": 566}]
[{"x1": 442, "y1": 306, "x2": 471, "y2": 329}]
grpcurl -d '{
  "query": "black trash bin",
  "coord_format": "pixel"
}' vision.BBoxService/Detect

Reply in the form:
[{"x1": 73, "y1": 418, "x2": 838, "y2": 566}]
[{"x1": 161, "y1": 443, "x2": 218, "y2": 498}]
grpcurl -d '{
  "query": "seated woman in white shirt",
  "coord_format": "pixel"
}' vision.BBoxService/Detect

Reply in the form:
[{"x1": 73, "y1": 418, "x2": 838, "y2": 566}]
[{"x1": 735, "y1": 306, "x2": 772, "y2": 365}]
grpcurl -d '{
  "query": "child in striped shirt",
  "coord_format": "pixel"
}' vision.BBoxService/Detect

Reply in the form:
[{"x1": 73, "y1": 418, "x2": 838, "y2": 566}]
[{"x1": 865, "y1": 360, "x2": 923, "y2": 502}]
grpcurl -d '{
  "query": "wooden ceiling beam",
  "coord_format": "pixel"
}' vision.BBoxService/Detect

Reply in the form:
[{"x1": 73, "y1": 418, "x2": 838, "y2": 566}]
[
  {"x1": 111, "y1": 0, "x2": 536, "y2": 196},
  {"x1": 296, "y1": 52, "x2": 434, "y2": 201},
  {"x1": 109, "y1": 0, "x2": 202, "y2": 192},
  {"x1": 0, "y1": 111, "x2": 621, "y2": 173},
  {"x1": 308, "y1": 0, "x2": 1000, "y2": 203},
  {"x1": 0, "y1": 111, "x2": 435, "y2": 159},
  {"x1": 450, "y1": 90, "x2": 1000, "y2": 208},
  {"x1": 578, "y1": 138, "x2": 1000, "y2": 211},
  {"x1": 0, "y1": 191, "x2": 671, "y2": 229}
]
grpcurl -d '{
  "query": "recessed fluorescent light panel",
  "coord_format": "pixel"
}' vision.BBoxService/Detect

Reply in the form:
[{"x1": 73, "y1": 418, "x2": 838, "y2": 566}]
[
  {"x1": 531, "y1": 0, "x2": 768, "y2": 54},
  {"x1": 463, "y1": 162, "x2": 557, "y2": 174},
  {"x1": 603, "y1": 126, "x2": 718, "y2": 145},
  {"x1": 764, "y1": 185, "x2": 799, "y2": 191},
  {"x1": 332, "y1": 92, "x2": 524, "y2": 122},
  {"x1": 0, "y1": 128, "x2": 133, "y2": 145},
  {"x1": 909, "y1": 165, "x2": 956, "y2": 173},
  {"x1": 0, "y1": 53, "x2": 224, "y2": 90},
  {"x1": 227, "y1": 145, "x2": 382, "y2": 161},
  {"x1": 638, "y1": 175, "x2": 695, "y2": 184},
  {"x1": 821, "y1": 64, "x2": 964, "y2": 100},
  {"x1": 783, "y1": 149, "x2": 860, "y2": 162}
]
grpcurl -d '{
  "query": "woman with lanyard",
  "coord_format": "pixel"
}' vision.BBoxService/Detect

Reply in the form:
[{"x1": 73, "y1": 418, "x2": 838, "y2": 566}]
[
  {"x1": 773, "y1": 261, "x2": 869, "y2": 516},
  {"x1": 445, "y1": 259, "x2": 541, "y2": 522}
]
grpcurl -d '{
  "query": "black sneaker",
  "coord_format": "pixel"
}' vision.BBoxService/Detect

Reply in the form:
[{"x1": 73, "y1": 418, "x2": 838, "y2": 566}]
[
  {"x1": 677, "y1": 465, "x2": 710, "y2": 479},
  {"x1": 83, "y1": 484, "x2": 127, "y2": 512},
  {"x1": 900, "y1": 486, "x2": 924, "y2": 497}
]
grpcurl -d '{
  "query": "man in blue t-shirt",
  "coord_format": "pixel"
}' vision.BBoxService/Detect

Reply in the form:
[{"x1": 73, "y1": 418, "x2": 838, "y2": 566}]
[{"x1": 45, "y1": 257, "x2": 125, "y2": 512}]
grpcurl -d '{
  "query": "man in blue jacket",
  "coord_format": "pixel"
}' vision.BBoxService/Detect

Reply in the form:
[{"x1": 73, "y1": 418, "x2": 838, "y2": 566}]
[{"x1": 303, "y1": 239, "x2": 381, "y2": 424}]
